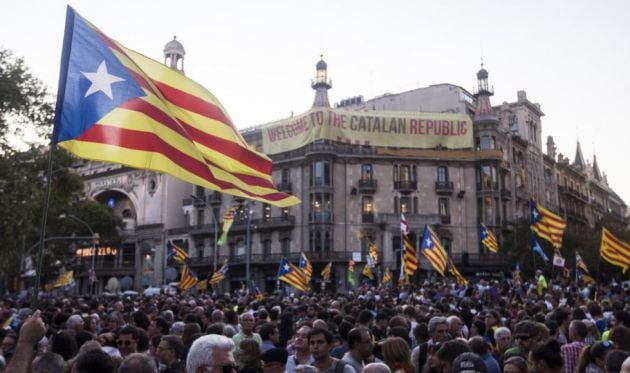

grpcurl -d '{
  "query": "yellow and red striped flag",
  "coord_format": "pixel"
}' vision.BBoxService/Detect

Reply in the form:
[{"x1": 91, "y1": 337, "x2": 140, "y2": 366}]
[
  {"x1": 600, "y1": 227, "x2": 630, "y2": 273},
  {"x1": 52, "y1": 7, "x2": 299, "y2": 208},
  {"x1": 278, "y1": 258, "x2": 308, "y2": 292},
  {"x1": 217, "y1": 207, "x2": 238, "y2": 246},
  {"x1": 530, "y1": 200, "x2": 566, "y2": 249},
  {"x1": 420, "y1": 225, "x2": 448, "y2": 276},
  {"x1": 447, "y1": 257, "x2": 468, "y2": 286},
  {"x1": 178, "y1": 265, "x2": 198, "y2": 290},
  {"x1": 368, "y1": 241, "x2": 379, "y2": 265},
  {"x1": 361, "y1": 263, "x2": 375, "y2": 280},
  {"x1": 321, "y1": 262, "x2": 332, "y2": 282},
  {"x1": 299, "y1": 253, "x2": 313, "y2": 282},
  {"x1": 381, "y1": 268, "x2": 392, "y2": 284},
  {"x1": 402, "y1": 235, "x2": 418, "y2": 276},
  {"x1": 209, "y1": 262, "x2": 228, "y2": 285},
  {"x1": 480, "y1": 223, "x2": 499, "y2": 253}
]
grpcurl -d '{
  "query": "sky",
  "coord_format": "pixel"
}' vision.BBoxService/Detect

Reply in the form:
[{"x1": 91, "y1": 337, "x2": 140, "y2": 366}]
[{"x1": 2, "y1": 0, "x2": 629, "y2": 204}]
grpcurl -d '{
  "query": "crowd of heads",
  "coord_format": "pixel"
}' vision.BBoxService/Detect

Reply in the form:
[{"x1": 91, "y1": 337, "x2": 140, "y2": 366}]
[{"x1": 0, "y1": 278, "x2": 628, "y2": 373}]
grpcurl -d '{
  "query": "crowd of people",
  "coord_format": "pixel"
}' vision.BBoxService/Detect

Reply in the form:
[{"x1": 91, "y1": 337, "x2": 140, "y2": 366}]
[{"x1": 0, "y1": 278, "x2": 629, "y2": 373}]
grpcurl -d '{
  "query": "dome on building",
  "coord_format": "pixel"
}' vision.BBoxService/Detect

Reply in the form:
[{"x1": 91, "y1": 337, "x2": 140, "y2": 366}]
[
  {"x1": 477, "y1": 67, "x2": 488, "y2": 80},
  {"x1": 164, "y1": 36, "x2": 185, "y2": 56},
  {"x1": 316, "y1": 58, "x2": 327, "y2": 70}
]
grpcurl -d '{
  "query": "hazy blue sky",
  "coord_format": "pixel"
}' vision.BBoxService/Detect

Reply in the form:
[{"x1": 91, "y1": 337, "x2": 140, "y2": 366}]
[{"x1": 2, "y1": 0, "x2": 629, "y2": 204}]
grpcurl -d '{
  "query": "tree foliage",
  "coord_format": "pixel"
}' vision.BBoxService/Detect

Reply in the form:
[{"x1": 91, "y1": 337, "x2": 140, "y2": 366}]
[
  {"x1": 0, "y1": 49, "x2": 122, "y2": 288},
  {"x1": 0, "y1": 48, "x2": 53, "y2": 154}
]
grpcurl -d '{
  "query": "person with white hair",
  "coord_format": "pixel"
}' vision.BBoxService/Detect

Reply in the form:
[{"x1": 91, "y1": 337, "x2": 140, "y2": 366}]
[
  {"x1": 446, "y1": 316, "x2": 465, "y2": 339},
  {"x1": 232, "y1": 313, "x2": 261, "y2": 369},
  {"x1": 186, "y1": 334, "x2": 235, "y2": 373},
  {"x1": 170, "y1": 321, "x2": 186, "y2": 337},
  {"x1": 66, "y1": 314, "x2": 85, "y2": 335},
  {"x1": 493, "y1": 327, "x2": 512, "y2": 362},
  {"x1": 362, "y1": 362, "x2": 392, "y2": 373}
]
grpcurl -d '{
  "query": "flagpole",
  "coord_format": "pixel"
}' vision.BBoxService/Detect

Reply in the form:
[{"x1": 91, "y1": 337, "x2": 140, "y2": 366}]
[
  {"x1": 32, "y1": 144, "x2": 56, "y2": 309},
  {"x1": 574, "y1": 249, "x2": 578, "y2": 286},
  {"x1": 595, "y1": 238, "x2": 603, "y2": 301}
]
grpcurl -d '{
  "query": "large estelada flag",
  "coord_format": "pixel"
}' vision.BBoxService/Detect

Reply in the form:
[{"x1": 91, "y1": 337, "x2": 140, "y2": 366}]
[
  {"x1": 402, "y1": 235, "x2": 418, "y2": 277},
  {"x1": 277, "y1": 258, "x2": 308, "y2": 291},
  {"x1": 479, "y1": 223, "x2": 498, "y2": 253},
  {"x1": 52, "y1": 7, "x2": 299, "y2": 208},
  {"x1": 420, "y1": 225, "x2": 448, "y2": 276},
  {"x1": 178, "y1": 265, "x2": 198, "y2": 290},
  {"x1": 600, "y1": 227, "x2": 630, "y2": 273},
  {"x1": 530, "y1": 200, "x2": 566, "y2": 249}
]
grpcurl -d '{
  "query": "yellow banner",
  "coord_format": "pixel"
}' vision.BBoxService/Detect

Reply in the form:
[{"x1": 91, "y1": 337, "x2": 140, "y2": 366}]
[{"x1": 261, "y1": 108, "x2": 472, "y2": 154}]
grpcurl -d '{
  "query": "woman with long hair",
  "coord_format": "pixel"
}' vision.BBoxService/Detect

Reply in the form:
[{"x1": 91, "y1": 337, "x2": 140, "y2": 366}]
[
  {"x1": 238, "y1": 339, "x2": 263, "y2": 373},
  {"x1": 575, "y1": 341, "x2": 613, "y2": 373},
  {"x1": 380, "y1": 337, "x2": 414, "y2": 373},
  {"x1": 529, "y1": 339, "x2": 563, "y2": 373}
]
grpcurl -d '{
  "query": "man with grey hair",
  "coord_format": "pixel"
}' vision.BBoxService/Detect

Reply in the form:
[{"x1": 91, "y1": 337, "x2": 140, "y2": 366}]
[
  {"x1": 362, "y1": 362, "x2": 391, "y2": 373},
  {"x1": 412, "y1": 316, "x2": 449, "y2": 373},
  {"x1": 492, "y1": 327, "x2": 512, "y2": 362},
  {"x1": 232, "y1": 312, "x2": 261, "y2": 368},
  {"x1": 446, "y1": 315, "x2": 465, "y2": 339},
  {"x1": 118, "y1": 353, "x2": 156, "y2": 373},
  {"x1": 186, "y1": 334, "x2": 235, "y2": 373}
]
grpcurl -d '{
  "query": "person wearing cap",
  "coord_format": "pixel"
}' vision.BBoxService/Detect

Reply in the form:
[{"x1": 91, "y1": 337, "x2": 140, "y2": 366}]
[
  {"x1": 451, "y1": 352, "x2": 488, "y2": 373},
  {"x1": 260, "y1": 347, "x2": 288, "y2": 373}
]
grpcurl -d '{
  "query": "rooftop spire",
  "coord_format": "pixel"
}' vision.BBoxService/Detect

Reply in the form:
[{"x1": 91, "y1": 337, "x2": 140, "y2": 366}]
[
  {"x1": 574, "y1": 141, "x2": 586, "y2": 169},
  {"x1": 473, "y1": 61, "x2": 496, "y2": 122},
  {"x1": 311, "y1": 55, "x2": 332, "y2": 108}
]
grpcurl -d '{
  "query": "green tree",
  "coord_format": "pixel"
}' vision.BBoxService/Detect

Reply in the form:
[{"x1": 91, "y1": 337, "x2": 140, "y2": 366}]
[{"x1": 0, "y1": 48, "x2": 53, "y2": 153}]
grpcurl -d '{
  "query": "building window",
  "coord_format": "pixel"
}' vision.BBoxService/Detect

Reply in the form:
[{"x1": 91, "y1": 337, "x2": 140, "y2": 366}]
[
  {"x1": 281, "y1": 168, "x2": 290, "y2": 185},
  {"x1": 262, "y1": 203, "x2": 271, "y2": 222},
  {"x1": 441, "y1": 237, "x2": 452, "y2": 252},
  {"x1": 477, "y1": 165, "x2": 497, "y2": 190},
  {"x1": 437, "y1": 166, "x2": 449, "y2": 183},
  {"x1": 394, "y1": 196, "x2": 399, "y2": 214},
  {"x1": 362, "y1": 196, "x2": 374, "y2": 215},
  {"x1": 361, "y1": 164, "x2": 373, "y2": 180},
  {"x1": 439, "y1": 198, "x2": 449, "y2": 217},
  {"x1": 311, "y1": 160, "x2": 331, "y2": 186},
  {"x1": 261, "y1": 239, "x2": 272, "y2": 256},
  {"x1": 197, "y1": 209, "x2": 205, "y2": 227},
  {"x1": 281, "y1": 208, "x2": 289, "y2": 219},
  {"x1": 394, "y1": 164, "x2": 416, "y2": 182},
  {"x1": 194, "y1": 185, "x2": 204, "y2": 198},
  {"x1": 309, "y1": 228, "x2": 332, "y2": 253},
  {"x1": 281, "y1": 238, "x2": 290, "y2": 256},
  {"x1": 400, "y1": 196, "x2": 411, "y2": 214},
  {"x1": 310, "y1": 192, "x2": 332, "y2": 222}
]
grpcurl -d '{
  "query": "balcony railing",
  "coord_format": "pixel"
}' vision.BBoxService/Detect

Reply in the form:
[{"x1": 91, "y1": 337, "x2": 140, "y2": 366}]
[
  {"x1": 362, "y1": 213, "x2": 375, "y2": 223},
  {"x1": 252, "y1": 216, "x2": 296, "y2": 231},
  {"x1": 394, "y1": 180, "x2": 417, "y2": 193},
  {"x1": 207, "y1": 191, "x2": 222, "y2": 204},
  {"x1": 500, "y1": 189, "x2": 512, "y2": 199},
  {"x1": 440, "y1": 215, "x2": 451, "y2": 225},
  {"x1": 309, "y1": 211, "x2": 334, "y2": 223},
  {"x1": 276, "y1": 182, "x2": 292, "y2": 194},
  {"x1": 358, "y1": 179, "x2": 378, "y2": 193},
  {"x1": 435, "y1": 181, "x2": 454, "y2": 195},
  {"x1": 378, "y1": 213, "x2": 440, "y2": 228},
  {"x1": 190, "y1": 251, "x2": 355, "y2": 267},
  {"x1": 192, "y1": 195, "x2": 206, "y2": 206}
]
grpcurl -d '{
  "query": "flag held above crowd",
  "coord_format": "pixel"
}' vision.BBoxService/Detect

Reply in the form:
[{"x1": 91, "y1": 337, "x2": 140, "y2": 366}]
[
  {"x1": 479, "y1": 223, "x2": 499, "y2": 253},
  {"x1": 600, "y1": 227, "x2": 630, "y2": 273},
  {"x1": 299, "y1": 253, "x2": 313, "y2": 282},
  {"x1": 217, "y1": 207, "x2": 238, "y2": 246},
  {"x1": 178, "y1": 265, "x2": 198, "y2": 290},
  {"x1": 420, "y1": 225, "x2": 448, "y2": 276},
  {"x1": 277, "y1": 257, "x2": 308, "y2": 291},
  {"x1": 530, "y1": 200, "x2": 566, "y2": 249},
  {"x1": 209, "y1": 262, "x2": 229, "y2": 285},
  {"x1": 52, "y1": 7, "x2": 299, "y2": 208}
]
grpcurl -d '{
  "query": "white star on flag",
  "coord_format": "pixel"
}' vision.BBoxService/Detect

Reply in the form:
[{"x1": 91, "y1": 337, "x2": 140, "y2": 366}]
[
  {"x1": 425, "y1": 238, "x2": 432, "y2": 246},
  {"x1": 284, "y1": 264, "x2": 290, "y2": 271},
  {"x1": 81, "y1": 61, "x2": 125, "y2": 99},
  {"x1": 532, "y1": 210, "x2": 539, "y2": 219}
]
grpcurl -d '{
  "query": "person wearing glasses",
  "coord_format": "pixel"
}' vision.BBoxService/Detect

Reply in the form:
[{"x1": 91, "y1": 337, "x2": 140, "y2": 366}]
[
  {"x1": 232, "y1": 313, "x2": 262, "y2": 369},
  {"x1": 186, "y1": 334, "x2": 236, "y2": 373},
  {"x1": 117, "y1": 326, "x2": 140, "y2": 358},
  {"x1": 503, "y1": 321, "x2": 542, "y2": 360},
  {"x1": 342, "y1": 327, "x2": 375, "y2": 373},
  {"x1": 156, "y1": 335, "x2": 186, "y2": 373}
]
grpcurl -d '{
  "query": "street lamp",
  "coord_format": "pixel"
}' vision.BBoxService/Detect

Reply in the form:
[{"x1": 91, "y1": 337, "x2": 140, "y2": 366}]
[{"x1": 59, "y1": 213, "x2": 97, "y2": 292}]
